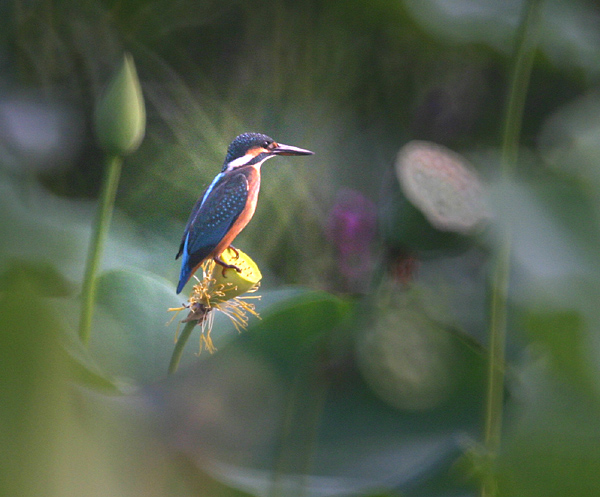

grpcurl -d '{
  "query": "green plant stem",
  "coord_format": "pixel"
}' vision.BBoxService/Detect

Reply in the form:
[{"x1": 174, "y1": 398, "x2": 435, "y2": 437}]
[
  {"x1": 168, "y1": 321, "x2": 196, "y2": 374},
  {"x1": 78, "y1": 154, "x2": 123, "y2": 345},
  {"x1": 501, "y1": 0, "x2": 543, "y2": 174},
  {"x1": 482, "y1": 1, "x2": 542, "y2": 496}
]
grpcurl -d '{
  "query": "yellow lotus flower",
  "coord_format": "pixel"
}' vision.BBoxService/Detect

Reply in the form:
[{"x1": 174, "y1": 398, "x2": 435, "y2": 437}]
[
  {"x1": 208, "y1": 247, "x2": 262, "y2": 301},
  {"x1": 169, "y1": 248, "x2": 262, "y2": 354}
]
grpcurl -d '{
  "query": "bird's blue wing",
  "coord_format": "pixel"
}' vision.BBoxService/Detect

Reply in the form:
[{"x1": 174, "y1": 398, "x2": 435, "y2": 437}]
[
  {"x1": 176, "y1": 195, "x2": 205, "y2": 260},
  {"x1": 176, "y1": 173, "x2": 249, "y2": 293},
  {"x1": 185, "y1": 173, "x2": 249, "y2": 257}
]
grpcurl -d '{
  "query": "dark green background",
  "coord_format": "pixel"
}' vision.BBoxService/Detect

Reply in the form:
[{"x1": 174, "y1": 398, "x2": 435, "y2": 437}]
[{"x1": 2, "y1": 1, "x2": 600, "y2": 496}]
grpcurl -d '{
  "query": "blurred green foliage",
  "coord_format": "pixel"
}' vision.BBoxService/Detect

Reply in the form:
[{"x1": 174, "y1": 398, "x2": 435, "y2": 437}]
[{"x1": 2, "y1": 0, "x2": 600, "y2": 496}]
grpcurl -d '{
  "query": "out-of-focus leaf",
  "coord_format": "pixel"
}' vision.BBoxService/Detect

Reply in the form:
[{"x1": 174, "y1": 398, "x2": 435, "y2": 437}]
[
  {"x1": 60, "y1": 317, "x2": 122, "y2": 394},
  {"x1": 517, "y1": 276, "x2": 600, "y2": 401},
  {"x1": 540, "y1": 0, "x2": 600, "y2": 75},
  {"x1": 245, "y1": 290, "x2": 353, "y2": 373},
  {"x1": 403, "y1": 0, "x2": 600, "y2": 76},
  {"x1": 403, "y1": 0, "x2": 522, "y2": 53},
  {"x1": 498, "y1": 359, "x2": 600, "y2": 497},
  {"x1": 0, "y1": 260, "x2": 121, "y2": 392},
  {"x1": 0, "y1": 261, "x2": 186, "y2": 495},
  {"x1": 0, "y1": 171, "x2": 180, "y2": 283},
  {"x1": 489, "y1": 178, "x2": 597, "y2": 280},
  {"x1": 491, "y1": 177, "x2": 600, "y2": 401},
  {"x1": 539, "y1": 91, "x2": 600, "y2": 189},
  {"x1": 0, "y1": 263, "x2": 74, "y2": 495},
  {"x1": 413, "y1": 248, "x2": 489, "y2": 343},
  {"x1": 91, "y1": 268, "x2": 186, "y2": 384},
  {"x1": 357, "y1": 304, "x2": 483, "y2": 411},
  {"x1": 0, "y1": 259, "x2": 75, "y2": 296},
  {"x1": 525, "y1": 310, "x2": 592, "y2": 393},
  {"x1": 0, "y1": 177, "x2": 88, "y2": 282}
]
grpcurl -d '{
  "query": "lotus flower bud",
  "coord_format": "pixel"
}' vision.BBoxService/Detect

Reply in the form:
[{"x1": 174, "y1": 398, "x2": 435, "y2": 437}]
[{"x1": 94, "y1": 53, "x2": 146, "y2": 155}]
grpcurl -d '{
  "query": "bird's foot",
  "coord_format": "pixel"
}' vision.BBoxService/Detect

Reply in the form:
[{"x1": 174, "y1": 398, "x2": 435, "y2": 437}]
[
  {"x1": 229, "y1": 246, "x2": 240, "y2": 260},
  {"x1": 214, "y1": 255, "x2": 242, "y2": 277}
]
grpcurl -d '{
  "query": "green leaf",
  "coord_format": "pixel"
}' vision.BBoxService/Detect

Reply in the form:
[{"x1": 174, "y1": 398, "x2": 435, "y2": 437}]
[
  {"x1": 0, "y1": 260, "x2": 75, "y2": 296},
  {"x1": 498, "y1": 360, "x2": 600, "y2": 497},
  {"x1": 245, "y1": 290, "x2": 353, "y2": 372},
  {"x1": 0, "y1": 263, "x2": 72, "y2": 495},
  {"x1": 357, "y1": 305, "x2": 484, "y2": 411},
  {"x1": 525, "y1": 310, "x2": 592, "y2": 392},
  {"x1": 90, "y1": 268, "x2": 186, "y2": 384}
]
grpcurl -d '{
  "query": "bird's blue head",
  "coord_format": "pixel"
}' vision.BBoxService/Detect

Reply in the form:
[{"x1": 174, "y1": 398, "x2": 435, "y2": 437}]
[{"x1": 222, "y1": 132, "x2": 313, "y2": 172}]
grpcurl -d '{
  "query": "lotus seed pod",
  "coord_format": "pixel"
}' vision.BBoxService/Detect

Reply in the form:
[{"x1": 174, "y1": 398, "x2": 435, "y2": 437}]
[
  {"x1": 208, "y1": 248, "x2": 262, "y2": 301},
  {"x1": 396, "y1": 141, "x2": 489, "y2": 233}
]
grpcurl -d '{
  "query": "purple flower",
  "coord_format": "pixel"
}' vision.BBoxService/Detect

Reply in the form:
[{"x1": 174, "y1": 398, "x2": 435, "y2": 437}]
[{"x1": 326, "y1": 189, "x2": 377, "y2": 289}]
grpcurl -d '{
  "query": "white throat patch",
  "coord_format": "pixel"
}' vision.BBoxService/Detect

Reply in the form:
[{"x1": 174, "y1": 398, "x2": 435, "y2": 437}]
[{"x1": 225, "y1": 152, "x2": 275, "y2": 172}]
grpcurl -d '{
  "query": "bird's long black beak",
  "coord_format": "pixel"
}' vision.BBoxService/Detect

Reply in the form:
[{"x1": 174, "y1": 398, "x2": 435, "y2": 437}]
[{"x1": 272, "y1": 142, "x2": 314, "y2": 156}]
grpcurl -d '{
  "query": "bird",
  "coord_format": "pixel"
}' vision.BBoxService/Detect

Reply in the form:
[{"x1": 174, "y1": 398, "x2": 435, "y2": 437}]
[{"x1": 176, "y1": 132, "x2": 314, "y2": 293}]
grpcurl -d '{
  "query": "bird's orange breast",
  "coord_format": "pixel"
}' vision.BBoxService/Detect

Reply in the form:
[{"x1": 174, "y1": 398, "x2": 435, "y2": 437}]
[{"x1": 211, "y1": 165, "x2": 261, "y2": 257}]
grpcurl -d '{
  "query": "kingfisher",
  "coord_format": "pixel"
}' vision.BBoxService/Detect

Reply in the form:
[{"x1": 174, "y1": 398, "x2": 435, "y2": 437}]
[{"x1": 176, "y1": 132, "x2": 313, "y2": 293}]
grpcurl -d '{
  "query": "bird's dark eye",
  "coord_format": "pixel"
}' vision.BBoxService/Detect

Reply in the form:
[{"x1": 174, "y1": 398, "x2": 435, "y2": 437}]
[{"x1": 263, "y1": 140, "x2": 272, "y2": 148}]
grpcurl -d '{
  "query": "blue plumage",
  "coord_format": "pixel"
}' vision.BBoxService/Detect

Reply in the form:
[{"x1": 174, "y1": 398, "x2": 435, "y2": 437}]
[
  {"x1": 176, "y1": 173, "x2": 249, "y2": 293},
  {"x1": 175, "y1": 133, "x2": 313, "y2": 294}
]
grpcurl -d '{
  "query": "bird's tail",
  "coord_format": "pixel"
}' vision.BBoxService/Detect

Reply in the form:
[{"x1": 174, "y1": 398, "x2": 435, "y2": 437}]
[{"x1": 176, "y1": 265, "x2": 192, "y2": 294}]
